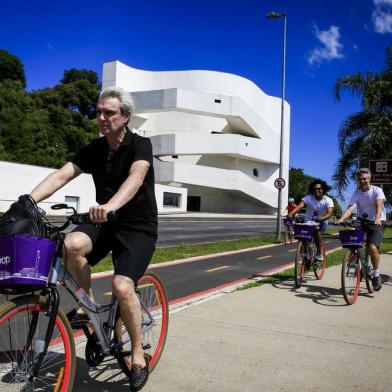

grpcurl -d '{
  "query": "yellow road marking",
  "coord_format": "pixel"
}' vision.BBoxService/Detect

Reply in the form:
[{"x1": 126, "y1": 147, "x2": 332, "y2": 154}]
[
  {"x1": 289, "y1": 249, "x2": 297, "y2": 252},
  {"x1": 104, "y1": 291, "x2": 112, "y2": 296},
  {"x1": 206, "y1": 265, "x2": 229, "y2": 272},
  {"x1": 257, "y1": 255, "x2": 272, "y2": 260}
]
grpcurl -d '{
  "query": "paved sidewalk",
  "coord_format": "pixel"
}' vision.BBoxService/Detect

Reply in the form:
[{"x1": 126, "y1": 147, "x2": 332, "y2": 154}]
[{"x1": 73, "y1": 254, "x2": 392, "y2": 392}]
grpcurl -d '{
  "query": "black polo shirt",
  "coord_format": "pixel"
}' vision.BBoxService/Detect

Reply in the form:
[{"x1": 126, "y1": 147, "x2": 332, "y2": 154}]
[{"x1": 71, "y1": 129, "x2": 157, "y2": 236}]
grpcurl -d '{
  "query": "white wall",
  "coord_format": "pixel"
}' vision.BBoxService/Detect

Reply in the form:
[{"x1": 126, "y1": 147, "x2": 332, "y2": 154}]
[{"x1": 0, "y1": 161, "x2": 185, "y2": 215}]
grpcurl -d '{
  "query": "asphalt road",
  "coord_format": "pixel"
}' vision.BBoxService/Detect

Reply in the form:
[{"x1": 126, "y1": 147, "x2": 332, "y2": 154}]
[{"x1": 157, "y1": 218, "x2": 276, "y2": 246}]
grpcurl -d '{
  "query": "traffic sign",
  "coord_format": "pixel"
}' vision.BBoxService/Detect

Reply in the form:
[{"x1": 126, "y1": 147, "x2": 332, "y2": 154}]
[
  {"x1": 369, "y1": 160, "x2": 392, "y2": 184},
  {"x1": 274, "y1": 177, "x2": 286, "y2": 189}
]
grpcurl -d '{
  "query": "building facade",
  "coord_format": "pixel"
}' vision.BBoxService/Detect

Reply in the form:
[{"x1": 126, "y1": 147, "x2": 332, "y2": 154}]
[{"x1": 103, "y1": 61, "x2": 290, "y2": 214}]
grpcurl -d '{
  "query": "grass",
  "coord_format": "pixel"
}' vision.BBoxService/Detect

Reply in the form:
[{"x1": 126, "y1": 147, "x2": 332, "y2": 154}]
[{"x1": 91, "y1": 235, "x2": 277, "y2": 273}]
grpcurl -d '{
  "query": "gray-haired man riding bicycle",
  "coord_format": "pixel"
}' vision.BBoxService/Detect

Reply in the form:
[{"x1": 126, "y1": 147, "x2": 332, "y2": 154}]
[
  {"x1": 29, "y1": 86, "x2": 157, "y2": 391},
  {"x1": 337, "y1": 168, "x2": 386, "y2": 291}
]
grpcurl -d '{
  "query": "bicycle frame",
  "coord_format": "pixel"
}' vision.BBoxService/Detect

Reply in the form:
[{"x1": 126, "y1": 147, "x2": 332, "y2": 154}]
[{"x1": 47, "y1": 255, "x2": 156, "y2": 355}]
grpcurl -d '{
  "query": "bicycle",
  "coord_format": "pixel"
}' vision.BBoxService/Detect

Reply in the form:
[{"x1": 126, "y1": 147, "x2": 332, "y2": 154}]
[
  {"x1": 293, "y1": 216, "x2": 327, "y2": 288},
  {"x1": 0, "y1": 204, "x2": 169, "y2": 391},
  {"x1": 283, "y1": 217, "x2": 294, "y2": 245},
  {"x1": 337, "y1": 217, "x2": 375, "y2": 305}
]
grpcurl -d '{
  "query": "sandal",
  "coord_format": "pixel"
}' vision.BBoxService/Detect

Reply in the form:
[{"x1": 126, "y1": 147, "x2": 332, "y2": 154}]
[
  {"x1": 129, "y1": 353, "x2": 151, "y2": 391},
  {"x1": 66, "y1": 308, "x2": 89, "y2": 329}
]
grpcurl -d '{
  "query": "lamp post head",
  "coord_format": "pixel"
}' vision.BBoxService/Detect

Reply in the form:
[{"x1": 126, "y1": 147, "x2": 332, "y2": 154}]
[{"x1": 266, "y1": 11, "x2": 287, "y2": 19}]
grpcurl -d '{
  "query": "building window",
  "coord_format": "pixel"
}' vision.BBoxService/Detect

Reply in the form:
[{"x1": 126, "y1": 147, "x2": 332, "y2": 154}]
[
  {"x1": 214, "y1": 99, "x2": 221, "y2": 103},
  {"x1": 163, "y1": 192, "x2": 181, "y2": 207},
  {"x1": 65, "y1": 196, "x2": 79, "y2": 213},
  {"x1": 253, "y1": 168, "x2": 259, "y2": 177}
]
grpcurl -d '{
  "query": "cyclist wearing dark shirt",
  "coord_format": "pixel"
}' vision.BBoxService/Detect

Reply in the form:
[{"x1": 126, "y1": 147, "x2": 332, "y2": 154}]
[{"x1": 30, "y1": 86, "x2": 155, "y2": 391}]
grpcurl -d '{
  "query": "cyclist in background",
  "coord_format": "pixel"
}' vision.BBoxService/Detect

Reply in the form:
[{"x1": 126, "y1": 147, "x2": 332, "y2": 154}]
[
  {"x1": 288, "y1": 179, "x2": 334, "y2": 261},
  {"x1": 337, "y1": 168, "x2": 386, "y2": 291},
  {"x1": 283, "y1": 197, "x2": 297, "y2": 216}
]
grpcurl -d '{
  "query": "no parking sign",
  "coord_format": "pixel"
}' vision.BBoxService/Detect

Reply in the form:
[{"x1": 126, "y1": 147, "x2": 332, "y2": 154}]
[{"x1": 274, "y1": 177, "x2": 286, "y2": 189}]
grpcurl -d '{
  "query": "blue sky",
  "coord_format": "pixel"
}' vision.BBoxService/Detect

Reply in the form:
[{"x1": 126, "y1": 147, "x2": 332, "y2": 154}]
[{"x1": 1, "y1": 0, "x2": 391, "y2": 204}]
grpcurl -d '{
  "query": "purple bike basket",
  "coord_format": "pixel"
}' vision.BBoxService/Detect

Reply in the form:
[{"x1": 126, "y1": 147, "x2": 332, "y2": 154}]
[
  {"x1": 294, "y1": 224, "x2": 314, "y2": 240},
  {"x1": 283, "y1": 218, "x2": 293, "y2": 226},
  {"x1": 339, "y1": 230, "x2": 364, "y2": 248},
  {"x1": 0, "y1": 234, "x2": 56, "y2": 287}
]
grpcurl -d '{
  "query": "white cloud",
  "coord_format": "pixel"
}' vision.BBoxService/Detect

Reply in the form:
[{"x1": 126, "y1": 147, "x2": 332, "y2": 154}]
[
  {"x1": 307, "y1": 25, "x2": 344, "y2": 65},
  {"x1": 373, "y1": 0, "x2": 392, "y2": 33},
  {"x1": 373, "y1": 0, "x2": 392, "y2": 5}
]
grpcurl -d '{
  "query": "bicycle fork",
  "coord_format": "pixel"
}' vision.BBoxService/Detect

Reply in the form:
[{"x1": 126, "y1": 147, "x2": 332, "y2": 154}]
[{"x1": 17, "y1": 287, "x2": 60, "y2": 381}]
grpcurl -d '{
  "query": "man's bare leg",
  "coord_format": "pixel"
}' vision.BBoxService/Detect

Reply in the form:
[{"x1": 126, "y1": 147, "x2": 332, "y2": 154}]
[
  {"x1": 64, "y1": 232, "x2": 94, "y2": 311},
  {"x1": 112, "y1": 275, "x2": 146, "y2": 367},
  {"x1": 314, "y1": 230, "x2": 324, "y2": 255}
]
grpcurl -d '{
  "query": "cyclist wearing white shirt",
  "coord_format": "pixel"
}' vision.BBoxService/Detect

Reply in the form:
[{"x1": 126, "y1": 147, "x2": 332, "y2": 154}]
[
  {"x1": 288, "y1": 179, "x2": 334, "y2": 261},
  {"x1": 337, "y1": 168, "x2": 386, "y2": 291}
]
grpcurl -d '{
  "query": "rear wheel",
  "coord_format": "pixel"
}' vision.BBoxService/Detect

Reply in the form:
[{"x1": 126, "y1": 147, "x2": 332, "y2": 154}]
[
  {"x1": 284, "y1": 226, "x2": 288, "y2": 245},
  {"x1": 0, "y1": 295, "x2": 75, "y2": 391},
  {"x1": 313, "y1": 247, "x2": 327, "y2": 280},
  {"x1": 294, "y1": 241, "x2": 306, "y2": 288},
  {"x1": 363, "y1": 249, "x2": 375, "y2": 293},
  {"x1": 341, "y1": 251, "x2": 360, "y2": 305},
  {"x1": 115, "y1": 270, "x2": 169, "y2": 374}
]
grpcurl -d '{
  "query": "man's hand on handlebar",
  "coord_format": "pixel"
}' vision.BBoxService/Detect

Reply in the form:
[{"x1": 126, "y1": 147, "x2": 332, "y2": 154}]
[{"x1": 89, "y1": 204, "x2": 115, "y2": 223}]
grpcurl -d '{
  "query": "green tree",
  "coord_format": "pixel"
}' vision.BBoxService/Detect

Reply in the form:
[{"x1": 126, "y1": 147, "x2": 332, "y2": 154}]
[
  {"x1": 333, "y1": 44, "x2": 392, "y2": 200},
  {"x1": 0, "y1": 51, "x2": 100, "y2": 168},
  {"x1": 0, "y1": 50, "x2": 26, "y2": 88}
]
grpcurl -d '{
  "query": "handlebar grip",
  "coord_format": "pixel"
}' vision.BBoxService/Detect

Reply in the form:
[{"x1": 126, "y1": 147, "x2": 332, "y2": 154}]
[{"x1": 107, "y1": 210, "x2": 117, "y2": 222}]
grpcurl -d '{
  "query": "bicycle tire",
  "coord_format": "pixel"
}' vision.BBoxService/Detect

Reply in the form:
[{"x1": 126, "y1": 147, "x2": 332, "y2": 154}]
[
  {"x1": 341, "y1": 251, "x2": 360, "y2": 305},
  {"x1": 0, "y1": 295, "x2": 75, "y2": 391},
  {"x1": 115, "y1": 270, "x2": 169, "y2": 374},
  {"x1": 288, "y1": 226, "x2": 293, "y2": 244},
  {"x1": 294, "y1": 241, "x2": 306, "y2": 288},
  {"x1": 363, "y1": 249, "x2": 375, "y2": 293},
  {"x1": 313, "y1": 247, "x2": 327, "y2": 280},
  {"x1": 284, "y1": 226, "x2": 288, "y2": 245}
]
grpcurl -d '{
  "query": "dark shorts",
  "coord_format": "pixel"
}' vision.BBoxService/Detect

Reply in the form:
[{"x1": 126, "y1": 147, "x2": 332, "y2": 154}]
[
  {"x1": 72, "y1": 223, "x2": 157, "y2": 284},
  {"x1": 365, "y1": 223, "x2": 384, "y2": 248}
]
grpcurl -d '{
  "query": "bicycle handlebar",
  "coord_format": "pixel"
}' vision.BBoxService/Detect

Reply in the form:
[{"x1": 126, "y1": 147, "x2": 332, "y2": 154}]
[{"x1": 51, "y1": 204, "x2": 117, "y2": 232}]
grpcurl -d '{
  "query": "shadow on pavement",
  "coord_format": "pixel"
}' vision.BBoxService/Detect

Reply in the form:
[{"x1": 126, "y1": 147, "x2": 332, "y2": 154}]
[{"x1": 73, "y1": 353, "x2": 129, "y2": 392}]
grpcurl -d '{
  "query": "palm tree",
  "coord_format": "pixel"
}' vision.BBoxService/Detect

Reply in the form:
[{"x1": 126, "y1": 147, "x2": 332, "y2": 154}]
[{"x1": 333, "y1": 44, "x2": 392, "y2": 201}]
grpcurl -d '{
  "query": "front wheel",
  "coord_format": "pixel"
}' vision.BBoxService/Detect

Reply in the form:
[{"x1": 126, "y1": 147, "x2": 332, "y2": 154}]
[
  {"x1": 0, "y1": 295, "x2": 75, "y2": 391},
  {"x1": 294, "y1": 241, "x2": 306, "y2": 288},
  {"x1": 115, "y1": 270, "x2": 169, "y2": 374},
  {"x1": 341, "y1": 251, "x2": 360, "y2": 305}
]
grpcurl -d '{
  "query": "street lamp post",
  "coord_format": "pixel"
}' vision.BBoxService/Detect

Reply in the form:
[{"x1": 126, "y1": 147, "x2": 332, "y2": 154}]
[{"x1": 266, "y1": 11, "x2": 287, "y2": 242}]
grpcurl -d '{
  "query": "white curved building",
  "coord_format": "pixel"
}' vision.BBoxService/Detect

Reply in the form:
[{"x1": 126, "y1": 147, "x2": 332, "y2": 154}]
[{"x1": 103, "y1": 61, "x2": 290, "y2": 214}]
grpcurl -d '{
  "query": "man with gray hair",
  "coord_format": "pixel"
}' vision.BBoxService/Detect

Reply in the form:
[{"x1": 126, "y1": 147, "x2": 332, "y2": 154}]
[
  {"x1": 337, "y1": 168, "x2": 386, "y2": 291},
  {"x1": 30, "y1": 86, "x2": 157, "y2": 390}
]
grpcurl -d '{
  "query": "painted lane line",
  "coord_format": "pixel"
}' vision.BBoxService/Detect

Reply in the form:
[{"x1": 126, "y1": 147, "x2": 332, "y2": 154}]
[
  {"x1": 257, "y1": 255, "x2": 272, "y2": 260},
  {"x1": 206, "y1": 265, "x2": 230, "y2": 273},
  {"x1": 288, "y1": 249, "x2": 297, "y2": 252}
]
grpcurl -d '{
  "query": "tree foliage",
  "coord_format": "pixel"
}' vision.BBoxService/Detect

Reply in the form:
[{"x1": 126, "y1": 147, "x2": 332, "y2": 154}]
[
  {"x1": 288, "y1": 167, "x2": 342, "y2": 217},
  {"x1": 0, "y1": 50, "x2": 26, "y2": 88},
  {"x1": 0, "y1": 51, "x2": 99, "y2": 168},
  {"x1": 333, "y1": 44, "x2": 392, "y2": 201}
]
